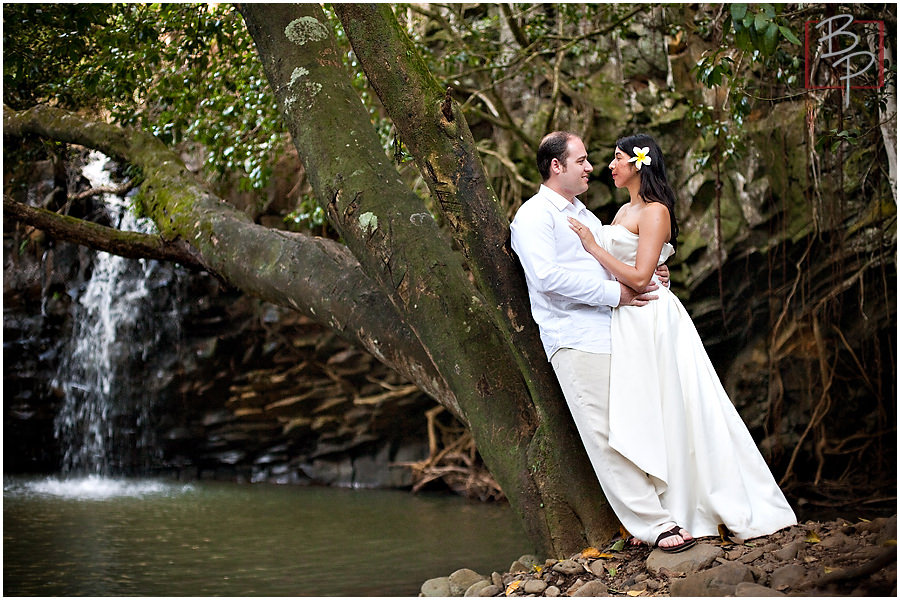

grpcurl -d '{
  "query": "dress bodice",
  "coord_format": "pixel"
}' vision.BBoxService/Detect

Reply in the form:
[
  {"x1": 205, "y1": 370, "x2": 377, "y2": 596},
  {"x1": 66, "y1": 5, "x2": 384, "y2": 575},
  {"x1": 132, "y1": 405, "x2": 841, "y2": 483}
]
[{"x1": 598, "y1": 224, "x2": 674, "y2": 267}]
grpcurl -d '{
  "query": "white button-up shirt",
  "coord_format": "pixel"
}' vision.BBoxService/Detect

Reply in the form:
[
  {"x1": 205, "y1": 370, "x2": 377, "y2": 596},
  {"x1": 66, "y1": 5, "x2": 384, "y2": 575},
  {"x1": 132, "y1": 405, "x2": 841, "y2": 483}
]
[{"x1": 510, "y1": 184, "x2": 621, "y2": 360}]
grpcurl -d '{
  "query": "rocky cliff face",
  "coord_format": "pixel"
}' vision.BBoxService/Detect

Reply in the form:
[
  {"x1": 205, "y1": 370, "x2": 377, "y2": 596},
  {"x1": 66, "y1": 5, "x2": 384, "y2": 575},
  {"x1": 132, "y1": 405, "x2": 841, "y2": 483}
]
[{"x1": 3, "y1": 156, "x2": 436, "y2": 489}]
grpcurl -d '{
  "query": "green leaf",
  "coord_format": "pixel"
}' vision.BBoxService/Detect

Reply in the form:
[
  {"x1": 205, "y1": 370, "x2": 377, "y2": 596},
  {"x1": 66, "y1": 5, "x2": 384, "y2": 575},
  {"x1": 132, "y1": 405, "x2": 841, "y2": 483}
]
[
  {"x1": 754, "y1": 11, "x2": 769, "y2": 33},
  {"x1": 735, "y1": 28, "x2": 752, "y2": 51},
  {"x1": 763, "y1": 21, "x2": 779, "y2": 55},
  {"x1": 730, "y1": 4, "x2": 747, "y2": 20},
  {"x1": 779, "y1": 24, "x2": 802, "y2": 45}
]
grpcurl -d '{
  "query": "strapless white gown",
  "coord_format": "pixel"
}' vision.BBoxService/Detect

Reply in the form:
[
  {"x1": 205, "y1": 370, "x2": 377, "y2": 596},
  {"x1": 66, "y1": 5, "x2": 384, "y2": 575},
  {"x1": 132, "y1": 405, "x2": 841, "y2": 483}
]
[{"x1": 599, "y1": 224, "x2": 797, "y2": 539}]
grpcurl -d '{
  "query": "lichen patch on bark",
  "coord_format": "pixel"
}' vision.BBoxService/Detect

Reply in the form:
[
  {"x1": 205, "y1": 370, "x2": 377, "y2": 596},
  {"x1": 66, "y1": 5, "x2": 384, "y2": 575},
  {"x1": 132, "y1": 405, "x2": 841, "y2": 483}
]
[
  {"x1": 290, "y1": 66, "x2": 310, "y2": 85},
  {"x1": 284, "y1": 17, "x2": 327, "y2": 46},
  {"x1": 358, "y1": 211, "x2": 378, "y2": 233}
]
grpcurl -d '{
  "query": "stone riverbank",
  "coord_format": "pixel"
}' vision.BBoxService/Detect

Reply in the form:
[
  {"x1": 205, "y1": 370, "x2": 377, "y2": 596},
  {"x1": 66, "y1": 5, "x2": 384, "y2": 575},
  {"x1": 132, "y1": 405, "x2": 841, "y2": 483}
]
[{"x1": 422, "y1": 515, "x2": 896, "y2": 597}]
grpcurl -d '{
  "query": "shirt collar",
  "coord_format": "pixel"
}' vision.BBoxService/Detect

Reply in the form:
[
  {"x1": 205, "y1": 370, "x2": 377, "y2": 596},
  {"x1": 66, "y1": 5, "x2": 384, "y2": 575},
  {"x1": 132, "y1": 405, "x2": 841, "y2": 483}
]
[{"x1": 539, "y1": 184, "x2": 584, "y2": 212}]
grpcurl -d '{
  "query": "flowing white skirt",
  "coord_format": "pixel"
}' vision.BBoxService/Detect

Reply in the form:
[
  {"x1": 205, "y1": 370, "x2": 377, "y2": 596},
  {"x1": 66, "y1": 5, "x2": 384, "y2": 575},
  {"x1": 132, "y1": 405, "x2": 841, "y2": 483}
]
[{"x1": 607, "y1": 283, "x2": 797, "y2": 539}]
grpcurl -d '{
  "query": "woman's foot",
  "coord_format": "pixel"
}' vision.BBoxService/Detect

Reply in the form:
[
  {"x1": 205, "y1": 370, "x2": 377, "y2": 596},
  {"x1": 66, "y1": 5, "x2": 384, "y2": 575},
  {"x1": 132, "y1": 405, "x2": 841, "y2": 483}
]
[
  {"x1": 628, "y1": 536, "x2": 645, "y2": 547},
  {"x1": 655, "y1": 525, "x2": 696, "y2": 553}
]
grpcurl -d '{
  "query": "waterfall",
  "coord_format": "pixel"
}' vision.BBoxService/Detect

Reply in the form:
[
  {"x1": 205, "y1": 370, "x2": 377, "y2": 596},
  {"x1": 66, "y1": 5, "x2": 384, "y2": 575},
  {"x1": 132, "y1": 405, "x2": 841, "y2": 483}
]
[{"x1": 53, "y1": 151, "x2": 180, "y2": 476}]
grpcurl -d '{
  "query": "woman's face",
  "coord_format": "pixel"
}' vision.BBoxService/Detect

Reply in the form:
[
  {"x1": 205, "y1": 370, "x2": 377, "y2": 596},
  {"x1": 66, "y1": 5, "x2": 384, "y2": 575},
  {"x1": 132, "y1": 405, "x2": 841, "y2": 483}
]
[{"x1": 608, "y1": 147, "x2": 639, "y2": 189}]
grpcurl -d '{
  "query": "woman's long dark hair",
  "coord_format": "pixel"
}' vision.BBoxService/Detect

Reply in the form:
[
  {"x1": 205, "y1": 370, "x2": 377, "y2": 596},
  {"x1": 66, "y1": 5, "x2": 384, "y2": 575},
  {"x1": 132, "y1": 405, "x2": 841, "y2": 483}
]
[{"x1": 616, "y1": 133, "x2": 679, "y2": 252}]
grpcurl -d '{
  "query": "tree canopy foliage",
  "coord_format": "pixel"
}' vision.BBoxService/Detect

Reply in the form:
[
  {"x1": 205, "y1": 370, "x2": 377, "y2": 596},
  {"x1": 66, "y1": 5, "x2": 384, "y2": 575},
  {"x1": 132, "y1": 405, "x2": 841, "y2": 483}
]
[{"x1": 5, "y1": 3, "x2": 894, "y2": 217}]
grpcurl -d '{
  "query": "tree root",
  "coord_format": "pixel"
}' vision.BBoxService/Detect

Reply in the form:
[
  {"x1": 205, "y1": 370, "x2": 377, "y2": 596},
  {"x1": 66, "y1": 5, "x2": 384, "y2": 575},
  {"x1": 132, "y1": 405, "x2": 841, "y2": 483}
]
[
  {"x1": 801, "y1": 546, "x2": 897, "y2": 590},
  {"x1": 395, "y1": 406, "x2": 505, "y2": 502}
]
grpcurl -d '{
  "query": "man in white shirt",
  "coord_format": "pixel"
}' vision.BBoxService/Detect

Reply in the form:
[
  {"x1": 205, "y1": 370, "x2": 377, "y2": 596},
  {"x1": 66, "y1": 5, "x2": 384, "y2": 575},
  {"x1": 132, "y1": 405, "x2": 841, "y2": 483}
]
[{"x1": 510, "y1": 131, "x2": 695, "y2": 552}]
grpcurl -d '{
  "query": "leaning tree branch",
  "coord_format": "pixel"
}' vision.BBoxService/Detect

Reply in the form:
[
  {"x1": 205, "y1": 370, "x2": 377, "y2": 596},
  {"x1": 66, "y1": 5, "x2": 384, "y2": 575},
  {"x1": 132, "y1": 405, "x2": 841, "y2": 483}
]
[
  {"x1": 3, "y1": 103, "x2": 452, "y2": 407},
  {"x1": 4, "y1": 195, "x2": 206, "y2": 268}
]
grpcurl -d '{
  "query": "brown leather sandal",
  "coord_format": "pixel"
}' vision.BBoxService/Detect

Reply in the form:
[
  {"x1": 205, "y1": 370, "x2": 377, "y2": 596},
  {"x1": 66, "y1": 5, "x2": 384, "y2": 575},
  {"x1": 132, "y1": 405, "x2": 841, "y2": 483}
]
[{"x1": 655, "y1": 526, "x2": 697, "y2": 553}]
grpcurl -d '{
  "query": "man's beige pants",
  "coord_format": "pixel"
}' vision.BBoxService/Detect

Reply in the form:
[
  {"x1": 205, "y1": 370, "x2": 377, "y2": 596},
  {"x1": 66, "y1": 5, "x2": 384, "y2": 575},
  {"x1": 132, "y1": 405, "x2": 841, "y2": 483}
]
[{"x1": 551, "y1": 347, "x2": 675, "y2": 543}]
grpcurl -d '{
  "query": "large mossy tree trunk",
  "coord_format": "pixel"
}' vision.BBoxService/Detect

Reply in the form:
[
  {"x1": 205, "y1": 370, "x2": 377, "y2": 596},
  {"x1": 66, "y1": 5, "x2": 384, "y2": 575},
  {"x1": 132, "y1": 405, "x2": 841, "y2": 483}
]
[{"x1": 237, "y1": 2, "x2": 617, "y2": 557}]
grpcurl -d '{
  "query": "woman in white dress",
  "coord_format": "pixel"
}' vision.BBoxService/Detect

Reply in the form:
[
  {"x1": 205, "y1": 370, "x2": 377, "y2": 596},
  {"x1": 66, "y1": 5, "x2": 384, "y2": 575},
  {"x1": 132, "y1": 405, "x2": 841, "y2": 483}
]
[{"x1": 568, "y1": 134, "x2": 797, "y2": 546}]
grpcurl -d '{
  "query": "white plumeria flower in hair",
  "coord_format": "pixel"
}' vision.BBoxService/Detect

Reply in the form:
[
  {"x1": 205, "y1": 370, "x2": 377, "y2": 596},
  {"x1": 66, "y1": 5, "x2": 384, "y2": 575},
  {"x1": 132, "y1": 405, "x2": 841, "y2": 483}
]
[{"x1": 628, "y1": 146, "x2": 652, "y2": 170}]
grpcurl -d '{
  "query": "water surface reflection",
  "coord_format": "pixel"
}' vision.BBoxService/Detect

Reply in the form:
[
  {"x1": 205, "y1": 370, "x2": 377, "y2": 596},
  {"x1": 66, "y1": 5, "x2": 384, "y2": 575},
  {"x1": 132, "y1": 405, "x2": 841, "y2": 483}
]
[{"x1": 4, "y1": 476, "x2": 532, "y2": 596}]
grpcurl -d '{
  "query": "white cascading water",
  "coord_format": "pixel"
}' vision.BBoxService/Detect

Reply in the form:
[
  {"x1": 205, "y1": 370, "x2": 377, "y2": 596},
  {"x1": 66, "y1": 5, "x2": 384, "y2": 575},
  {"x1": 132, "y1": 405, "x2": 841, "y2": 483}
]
[{"x1": 52, "y1": 151, "x2": 167, "y2": 479}]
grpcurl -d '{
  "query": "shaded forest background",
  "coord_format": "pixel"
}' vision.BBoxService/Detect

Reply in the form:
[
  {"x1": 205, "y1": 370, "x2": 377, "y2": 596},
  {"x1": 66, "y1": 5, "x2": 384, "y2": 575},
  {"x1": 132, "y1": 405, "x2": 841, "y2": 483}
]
[{"x1": 3, "y1": 3, "x2": 896, "y2": 520}]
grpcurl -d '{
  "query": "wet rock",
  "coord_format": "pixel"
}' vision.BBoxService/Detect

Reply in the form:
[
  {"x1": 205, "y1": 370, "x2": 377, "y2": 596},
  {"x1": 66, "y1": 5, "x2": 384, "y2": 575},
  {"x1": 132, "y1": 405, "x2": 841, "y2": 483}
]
[
  {"x1": 421, "y1": 576, "x2": 451, "y2": 597},
  {"x1": 820, "y1": 531, "x2": 855, "y2": 551},
  {"x1": 646, "y1": 543, "x2": 723, "y2": 575},
  {"x1": 735, "y1": 582, "x2": 785, "y2": 596},
  {"x1": 509, "y1": 554, "x2": 540, "y2": 574},
  {"x1": 772, "y1": 540, "x2": 803, "y2": 561},
  {"x1": 873, "y1": 515, "x2": 897, "y2": 545},
  {"x1": 739, "y1": 547, "x2": 766, "y2": 563},
  {"x1": 748, "y1": 564, "x2": 767, "y2": 582},
  {"x1": 449, "y1": 569, "x2": 487, "y2": 596},
  {"x1": 571, "y1": 580, "x2": 608, "y2": 596},
  {"x1": 202, "y1": 410, "x2": 233, "y2": 426},
  {"x1": 565, "y1": 578, "x2": 584, "y2": 595},
  {"x1": 302, "y1": 457, "x2": 353, "y2": 485},
  {"x1": 627, "y1": 581, "x2": 648, "y2": 593},
  {"x1": 586, "y1": 559, "x2": 607, "y2": 576},
  {"x1": 669, "y1": 561, "x2": 753, "y2": 596},
  {"x1": 491, "y1": 572, "x2": 503, "y2": 588},
  {"x1": 725, "y1": 547, "x2": 744, "y2": 561},
  {"x1": 552, "y1": 558, "x2": 584, "y2": 576},
  {"x1": 769, "y1": 563, "x2": 806, "y2": 591},
  {"x1": 508, "y1": 560, "x2": 529, "y2": 574},
  {"x1": 518, "y1": 554, "x2": 541, "y2": 568},
  {"x1": 491, "y1": 571, "x2": 503, "y2": 590},
  {"x1": 464, "y1": 580, "x2": 491, "y2": 596}
]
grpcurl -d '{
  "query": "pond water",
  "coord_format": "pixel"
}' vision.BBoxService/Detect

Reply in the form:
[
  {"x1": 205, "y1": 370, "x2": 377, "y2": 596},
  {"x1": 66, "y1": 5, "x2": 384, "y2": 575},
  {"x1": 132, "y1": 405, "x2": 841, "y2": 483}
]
[{"x1": 3, "y1": 476, "x2": 532, "y2": 596}]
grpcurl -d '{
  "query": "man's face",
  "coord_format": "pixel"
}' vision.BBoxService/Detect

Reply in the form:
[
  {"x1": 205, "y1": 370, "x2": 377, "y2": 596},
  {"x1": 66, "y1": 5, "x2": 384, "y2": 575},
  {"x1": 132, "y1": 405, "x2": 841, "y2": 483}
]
[{"x1": 554, "y1": 137, "x2": 593, "y2": 200}]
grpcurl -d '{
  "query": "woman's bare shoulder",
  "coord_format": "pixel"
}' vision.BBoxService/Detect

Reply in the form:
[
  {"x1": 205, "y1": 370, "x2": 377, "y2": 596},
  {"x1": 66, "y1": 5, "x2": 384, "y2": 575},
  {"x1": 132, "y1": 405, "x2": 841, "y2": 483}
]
[
  {"x1": 637, "y1": 202, "x2": 671, "y2": 239},
  {"x1": 640, "y1": 201, "x2": 670, "y2": 218}
]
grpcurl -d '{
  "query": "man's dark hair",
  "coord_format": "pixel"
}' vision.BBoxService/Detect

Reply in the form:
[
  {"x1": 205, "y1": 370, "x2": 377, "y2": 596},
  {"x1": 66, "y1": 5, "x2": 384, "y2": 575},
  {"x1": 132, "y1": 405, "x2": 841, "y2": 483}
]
[{"x1": 537, "y1": 131, "x2": 576, "y2": 181}]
